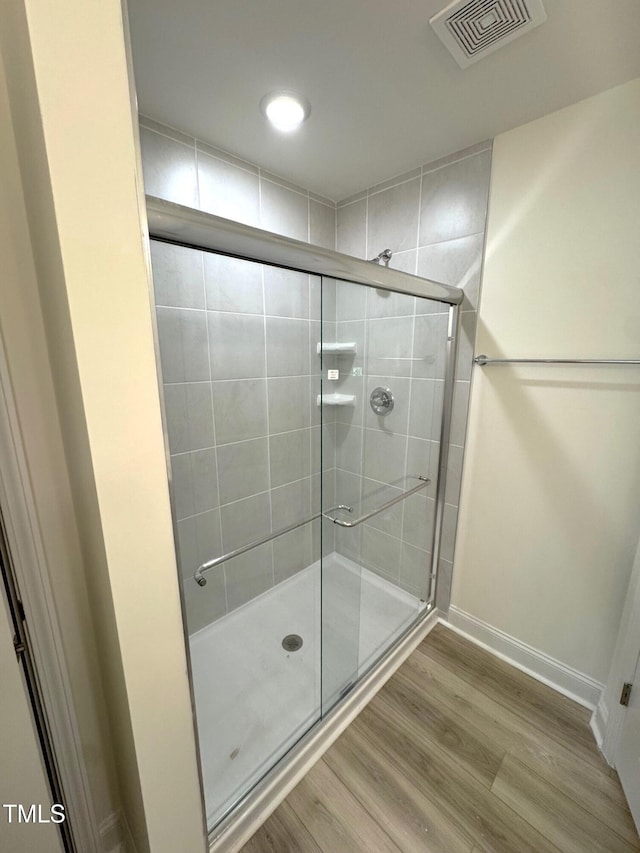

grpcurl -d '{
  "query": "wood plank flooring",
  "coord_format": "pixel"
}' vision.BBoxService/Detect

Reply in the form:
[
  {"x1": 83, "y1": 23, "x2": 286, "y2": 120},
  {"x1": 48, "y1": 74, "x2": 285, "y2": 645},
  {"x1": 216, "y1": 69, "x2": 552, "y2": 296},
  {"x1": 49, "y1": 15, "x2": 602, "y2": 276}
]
[{"x1": 241, "y1": 623, "x2": 639, "y2": 853}]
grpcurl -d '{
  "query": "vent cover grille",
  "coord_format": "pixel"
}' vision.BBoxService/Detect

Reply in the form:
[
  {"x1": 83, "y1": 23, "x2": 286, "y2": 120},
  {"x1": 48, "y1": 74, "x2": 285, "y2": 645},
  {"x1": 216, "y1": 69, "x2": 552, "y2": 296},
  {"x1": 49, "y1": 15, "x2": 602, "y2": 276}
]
[{"x1": 430, "y1": 0, "x2": 546, "y2": 68}]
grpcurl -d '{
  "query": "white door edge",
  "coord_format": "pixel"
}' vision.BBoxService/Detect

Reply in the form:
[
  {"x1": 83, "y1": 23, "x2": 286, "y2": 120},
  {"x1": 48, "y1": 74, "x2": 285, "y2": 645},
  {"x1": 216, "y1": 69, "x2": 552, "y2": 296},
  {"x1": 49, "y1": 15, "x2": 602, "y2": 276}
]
[{"x1": 0, "y1": 334, "x2": 102, "y2": 852}]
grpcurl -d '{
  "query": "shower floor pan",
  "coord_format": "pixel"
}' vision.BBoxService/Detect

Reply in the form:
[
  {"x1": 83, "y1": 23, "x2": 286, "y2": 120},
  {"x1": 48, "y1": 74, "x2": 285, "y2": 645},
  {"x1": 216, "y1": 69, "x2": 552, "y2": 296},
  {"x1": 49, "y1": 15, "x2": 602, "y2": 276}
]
[{"x1": 189, "y1": 552, "x2": 423, "y2": 829}]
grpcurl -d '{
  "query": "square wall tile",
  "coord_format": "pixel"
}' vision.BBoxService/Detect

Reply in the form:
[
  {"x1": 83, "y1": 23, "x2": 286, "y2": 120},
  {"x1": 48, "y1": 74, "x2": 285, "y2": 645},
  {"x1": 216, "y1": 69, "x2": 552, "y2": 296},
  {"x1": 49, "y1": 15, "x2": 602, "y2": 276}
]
[
  {"x1": 314, "y1": 422, "x2": 336, "y2": 470},
  {"x1": 367, "y1": 177, "x2": 421, "y2": 254},
  {"x1": 271, "y1": 478, "x2": 312, "y2": 530},
  {"x1": 406, "y1": 437, "x2": 438, "y2": 498},
  {"x1": 171, "y1": 448, "x2": 218, "y2": 520},
  {"x1": 335, "y1": 422, "x2": 363, "y2": 475},
  {"x1": 140, "y1": 128, "x2": 198, "y2": 208},
  {"x1": 264, "y1": 267, "x2": 310, "y2": 319},
  {"x1": 416, "y1": 233, "x2": 484, "y2": 312},
  {"x1": 266, "y1": 318, "x2": 310, "y2": 376},
  {"x1": 273, "y1": 527, "x2": 314, "y2": 584},
  {"x1": 270, "y1": 429, "x2": 311, "y2": 488},
  {"x1": 220, "y1": 492, "x2": 271, "y2": 552},
  {"x1": 399, "y1": 543, "x2": 431, "y2": 599},
  {"x1": 198, "y1": 152, "x2": 260, "y2": 226},
  {"x1": 217, "y1": 438, "x2": 269, "y2": 505},
  {"x1": 156, "y1": 308, "x2": 209, "y2": 383},
  {"x1": 163, "y1": 382, "x2": 214, "y2": 454},
  {"x1": 260, "y1": 180, "x2": 308, "y2": 241},
  {"x1": 361, "y1": 525, "x2": 401, "y2": 580},
  {"x1": 366, "y1": 287, "x2": 415, "y2": 319},
  {"x1": 267, "y1": 376, "x2": 312, "y2": 434},
  {"x1": 407, "y1": 379, "x2": 437, "y2": 441},
  {"x1": 419, "y1": 150, "x2": 491, "y2": 245},
  {"x1": 335, "y1": 318, "x2": 365, "y2": 366},
  {"x1": 176, "y1": 509, "x2": 223, "y2": 581},
  {"x1": 361, "y1": 478, "x2": 404, "y2": 538},
  {"x1": 336, "y1": 280, "x2": 367, "y2": 321},
  {"x1": 456, "y1": 311, "x2": 477, "y2": 381},
  {"x1": 335, "y1": 524, "x2": 363, "y2": 564},
  {"x1": 208, "y1": 312, "x2": 266, "y2": 380},
  {"x1": 336, "y1": 199, "x2": 366, "y2": 259},
  {"x1": 445, "y1": 443, "x2": 463, "y2": 507},
  {"x1": 335, "y1": 468, "x2": 363, "y2": 508},
  {"x1": 412, "y1": 314, "x2": 448, "y2": 380},
  {"x1": 435, "y1": 558, "x2": 453, "y2": 612},
  {"x1": 313, "y1": 276, "x2": 334, "y2": 322},
  {"x1": 441, "y1": 504, "x2": 459, "y2": 563},
  {"x1": 225, "y1": 542, "x2": 274, "y2": 611},
  {"x1": 310, "y1": 200, "x2": 336, "y2": 250},
  {"x1": 450, "y1": 380, "x2": 470, "y2": 447},
  {"x1": 389, "y1": 250, "x2": 417, "y2": 275},
  {"x1": 212, "y1": 378, "x2": 268, "y2": 444},
  {"x1": 402, "y1": 494, "x2": 436, "y2": 552},
  {"x1": 366, "y1": 316, "x2": 414, "y2": 377},
  {"x1": 150, "y1": 241, "x2": 205, "y2": 309},
  {"x1": 204, "y1": 254, "x2": 264, "y2": 314},
  {"x1": 361, "y1": 429, "x2": 407, "y2": 486}
]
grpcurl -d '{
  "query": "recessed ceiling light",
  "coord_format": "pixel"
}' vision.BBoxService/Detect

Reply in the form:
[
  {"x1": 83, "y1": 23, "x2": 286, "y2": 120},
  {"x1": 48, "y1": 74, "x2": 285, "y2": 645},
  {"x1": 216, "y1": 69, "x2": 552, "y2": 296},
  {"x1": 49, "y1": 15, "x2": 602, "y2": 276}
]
[{"x1": 260, "y1": 91, "x2": 310, "y2": 133}]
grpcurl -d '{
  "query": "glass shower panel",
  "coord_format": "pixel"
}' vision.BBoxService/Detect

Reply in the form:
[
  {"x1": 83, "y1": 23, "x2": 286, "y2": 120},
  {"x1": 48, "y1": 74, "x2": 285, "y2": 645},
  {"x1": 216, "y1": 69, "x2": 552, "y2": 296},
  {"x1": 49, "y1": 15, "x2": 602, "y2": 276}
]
[
  {"x1": 149, "y1": 241, "x2": 323, "y2": 828},
  {"x1": 321, "y1": 278, "x2": 448, "y2": 710}
]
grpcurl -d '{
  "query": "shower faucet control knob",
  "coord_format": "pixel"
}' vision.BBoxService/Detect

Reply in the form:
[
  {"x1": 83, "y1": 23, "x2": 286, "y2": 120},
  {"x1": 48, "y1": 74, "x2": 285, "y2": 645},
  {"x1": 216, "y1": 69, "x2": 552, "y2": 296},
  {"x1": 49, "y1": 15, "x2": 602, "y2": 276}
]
[{"x1": 370, "y1": 387, "x2": 394, "y2": 416}]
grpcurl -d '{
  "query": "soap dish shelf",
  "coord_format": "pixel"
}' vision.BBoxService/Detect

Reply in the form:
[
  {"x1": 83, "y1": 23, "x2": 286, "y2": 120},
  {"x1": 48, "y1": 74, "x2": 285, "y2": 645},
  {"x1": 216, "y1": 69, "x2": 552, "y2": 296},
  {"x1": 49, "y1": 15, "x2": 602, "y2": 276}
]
[
  {"x1": 316, "y1": 393, "x2": 356, "y2": 407},
  {"x1": 316, "y1": 342, "x2": 357, "y2": 355}
]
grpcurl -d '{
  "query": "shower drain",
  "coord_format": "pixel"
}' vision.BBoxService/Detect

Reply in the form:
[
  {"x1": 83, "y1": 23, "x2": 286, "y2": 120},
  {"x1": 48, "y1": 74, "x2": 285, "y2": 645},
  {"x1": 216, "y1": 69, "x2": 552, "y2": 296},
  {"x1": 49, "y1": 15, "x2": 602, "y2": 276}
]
[{"x1": 282, "y1": 634, "x2": 303, "y2": 652}]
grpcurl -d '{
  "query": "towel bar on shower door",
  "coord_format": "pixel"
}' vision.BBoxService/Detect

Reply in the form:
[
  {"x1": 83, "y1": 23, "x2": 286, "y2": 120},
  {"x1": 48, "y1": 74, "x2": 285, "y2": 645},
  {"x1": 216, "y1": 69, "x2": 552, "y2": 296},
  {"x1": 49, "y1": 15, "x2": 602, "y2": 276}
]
[{"x1": 193, "y1": 476, "x2": 430, "y2": 586}]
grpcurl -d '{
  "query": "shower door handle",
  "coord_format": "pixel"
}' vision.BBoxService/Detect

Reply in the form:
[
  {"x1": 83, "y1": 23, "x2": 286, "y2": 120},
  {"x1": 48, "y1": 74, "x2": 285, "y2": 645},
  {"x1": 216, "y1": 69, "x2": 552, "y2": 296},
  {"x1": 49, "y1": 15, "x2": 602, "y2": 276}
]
[{"x1": 323, "y1": 476, "x2": 429, "y2": 528}]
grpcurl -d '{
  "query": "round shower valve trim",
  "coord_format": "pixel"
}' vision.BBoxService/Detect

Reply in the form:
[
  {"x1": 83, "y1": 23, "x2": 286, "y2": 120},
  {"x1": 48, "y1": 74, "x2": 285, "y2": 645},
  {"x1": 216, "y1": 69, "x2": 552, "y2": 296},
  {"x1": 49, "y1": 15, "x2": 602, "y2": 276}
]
[{"x1": 370, "y1": 387, "x2": 394, "y2": 415}]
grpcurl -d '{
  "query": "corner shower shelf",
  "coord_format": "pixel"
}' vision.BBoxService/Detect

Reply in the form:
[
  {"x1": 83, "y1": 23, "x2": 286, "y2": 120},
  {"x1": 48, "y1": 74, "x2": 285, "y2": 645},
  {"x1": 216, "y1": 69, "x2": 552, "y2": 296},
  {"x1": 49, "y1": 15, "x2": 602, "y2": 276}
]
[
  {"x1": 316, "y1": 393, "x2": 356, "y2": 407},
  {"x1": 316, "y1": 342, "x2": 357, "y2": 355}
]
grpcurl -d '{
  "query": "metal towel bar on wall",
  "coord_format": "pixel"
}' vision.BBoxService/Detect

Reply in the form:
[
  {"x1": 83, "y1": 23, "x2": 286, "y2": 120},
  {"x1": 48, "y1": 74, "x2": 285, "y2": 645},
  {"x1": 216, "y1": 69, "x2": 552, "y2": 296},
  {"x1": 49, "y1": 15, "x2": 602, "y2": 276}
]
[
  {"x1": 194, "y1": 476, "x2": 430, "y2": 586},
  {"x1": 474, "y1": 354, "x2": 640, "y2": 366}
]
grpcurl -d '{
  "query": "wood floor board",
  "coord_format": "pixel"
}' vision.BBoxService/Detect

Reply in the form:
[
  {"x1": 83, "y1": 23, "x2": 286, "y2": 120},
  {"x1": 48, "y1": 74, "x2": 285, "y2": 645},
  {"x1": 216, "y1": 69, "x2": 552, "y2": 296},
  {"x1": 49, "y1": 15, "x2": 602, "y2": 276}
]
[
  {"x1": 377, "y1": 667, "x2": 506, "y2": 788},
  {"x1": 286, "y1": 757, "x2": 401, "y2": 853},
  {"x1": 240, "y1": 801, "x2": 322, "y2": 853},
  {"x1": 323, "y1": 723, "x2": 474, "y2": 853},
  {"x1": 401, "y1": 645, "x2": 637, "y2": 841},
  {"x1": 419, "y1": 625, "x2": 601, "y2": 763},
  {"x1": 241, "y1": 623, "x2": 639, "y2": 853},
  {"x1": 491, "y1": 753, "x2": 640, "y2": 853},
  {"x1": 354, "y1": 701, "x2": 564, "y2": 853}
]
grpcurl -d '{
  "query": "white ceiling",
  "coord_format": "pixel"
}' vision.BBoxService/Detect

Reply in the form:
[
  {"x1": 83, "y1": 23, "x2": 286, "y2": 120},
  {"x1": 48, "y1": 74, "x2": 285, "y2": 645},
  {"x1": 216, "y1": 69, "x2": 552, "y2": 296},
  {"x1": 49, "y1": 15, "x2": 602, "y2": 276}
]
[{"x1": 128, "y1": 0, "x2": 640, "y2": 201}]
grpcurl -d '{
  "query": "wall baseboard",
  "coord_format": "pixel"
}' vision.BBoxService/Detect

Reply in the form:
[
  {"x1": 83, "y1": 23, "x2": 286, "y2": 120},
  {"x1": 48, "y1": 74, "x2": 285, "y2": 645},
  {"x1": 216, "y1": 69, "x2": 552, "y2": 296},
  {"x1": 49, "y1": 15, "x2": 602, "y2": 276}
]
[{"x1": 445, "y1": 606, "x2": 604, "y2": 710}]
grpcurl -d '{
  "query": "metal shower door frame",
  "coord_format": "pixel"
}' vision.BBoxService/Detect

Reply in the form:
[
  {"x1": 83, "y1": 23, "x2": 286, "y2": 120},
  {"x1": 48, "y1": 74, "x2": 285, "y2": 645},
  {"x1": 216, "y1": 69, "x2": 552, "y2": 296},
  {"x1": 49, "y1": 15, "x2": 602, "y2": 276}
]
[{"x1": 144, "y1": 195, "x2": 463, "y2": 849}]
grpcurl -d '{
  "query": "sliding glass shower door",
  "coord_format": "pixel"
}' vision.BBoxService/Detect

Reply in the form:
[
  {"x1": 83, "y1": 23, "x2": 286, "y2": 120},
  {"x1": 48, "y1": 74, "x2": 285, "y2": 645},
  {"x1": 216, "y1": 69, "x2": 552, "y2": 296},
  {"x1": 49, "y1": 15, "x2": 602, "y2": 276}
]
[
  {"x1": 149, "y1": 240, "x2": 449, "y2": 831},
  {"x1": 320, "y1": 277, "x2": 447, "y2": 714},
  {"x1": 151, "y1": 243, "x2": 325, "y2": 826}
]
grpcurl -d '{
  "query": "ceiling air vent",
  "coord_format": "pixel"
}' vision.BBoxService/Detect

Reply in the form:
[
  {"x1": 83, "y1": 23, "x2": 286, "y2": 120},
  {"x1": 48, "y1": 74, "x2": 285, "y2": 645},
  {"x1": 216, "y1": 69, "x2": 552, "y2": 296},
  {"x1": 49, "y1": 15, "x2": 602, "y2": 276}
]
[{"x1": 430, "y1": 0, "x2": 547, "y2": 68}]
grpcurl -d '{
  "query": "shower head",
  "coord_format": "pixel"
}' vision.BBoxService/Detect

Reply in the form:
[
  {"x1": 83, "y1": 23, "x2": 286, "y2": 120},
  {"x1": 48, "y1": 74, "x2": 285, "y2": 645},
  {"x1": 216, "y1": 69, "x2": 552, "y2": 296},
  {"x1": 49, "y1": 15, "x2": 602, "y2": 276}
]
[{"x1": 369, "y1": 248, "x2": 393, "y2": 267}]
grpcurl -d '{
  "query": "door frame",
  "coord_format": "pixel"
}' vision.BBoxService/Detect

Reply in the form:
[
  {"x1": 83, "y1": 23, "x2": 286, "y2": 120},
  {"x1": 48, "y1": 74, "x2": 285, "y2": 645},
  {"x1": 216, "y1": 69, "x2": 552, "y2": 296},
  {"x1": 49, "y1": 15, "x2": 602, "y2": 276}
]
[
  {"x1": 594, "y1": 532, "x2": 640, "y2": 765},
  {"x1": 0, "y1": 334, "x2": 102, "y2": 852}
]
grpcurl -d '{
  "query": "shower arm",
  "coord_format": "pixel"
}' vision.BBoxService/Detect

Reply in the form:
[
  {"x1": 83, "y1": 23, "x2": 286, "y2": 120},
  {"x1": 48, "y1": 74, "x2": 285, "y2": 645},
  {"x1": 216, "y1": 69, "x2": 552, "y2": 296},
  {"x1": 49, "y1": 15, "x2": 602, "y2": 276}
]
[{"x1": 193, "y1": 477, "x2": 430, "y2": 586}]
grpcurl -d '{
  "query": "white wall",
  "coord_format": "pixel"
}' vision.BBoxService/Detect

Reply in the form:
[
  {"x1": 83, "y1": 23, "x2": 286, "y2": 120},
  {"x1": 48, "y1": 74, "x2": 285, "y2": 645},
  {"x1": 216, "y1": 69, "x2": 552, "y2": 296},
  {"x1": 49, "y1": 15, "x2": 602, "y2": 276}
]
[
  {"x1": 0, "y1": 1, "x2": 206, "y2": 851},
  {"x1": 452, "y1": 78, "x2": 640, "y2": 690},
  {"x1": 0, "y1": 38, "x2": 122, "y2": 851}
]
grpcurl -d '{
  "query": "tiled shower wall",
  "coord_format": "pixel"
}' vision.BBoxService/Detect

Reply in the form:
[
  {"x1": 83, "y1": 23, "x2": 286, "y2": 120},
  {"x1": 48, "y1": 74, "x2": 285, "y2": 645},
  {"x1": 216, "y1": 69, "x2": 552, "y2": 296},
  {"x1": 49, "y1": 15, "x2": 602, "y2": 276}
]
[
  {"x1": 140, "y1": 115, "x2": 491, "y2": 621},
  {"x1": 336, "y1": 142, "x2": 492, "y2": 609},
  {"x1": 330, "y1": 281, "x2": 449, "y2": 601},
  {"x1": 139, "y1": 116, "x2": 336, "y2": 246},
  {"x1": 140, "y1": 117, "x2": 337, "y2": 634}
]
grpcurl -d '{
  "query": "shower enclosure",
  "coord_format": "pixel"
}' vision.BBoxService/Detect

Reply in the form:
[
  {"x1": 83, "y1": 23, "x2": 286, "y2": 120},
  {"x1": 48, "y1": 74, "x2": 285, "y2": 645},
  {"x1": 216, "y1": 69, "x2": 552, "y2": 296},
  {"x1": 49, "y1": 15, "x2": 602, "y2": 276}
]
[{"x1": 146, "y1": 197, "x2": 462, "y2": 845}]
